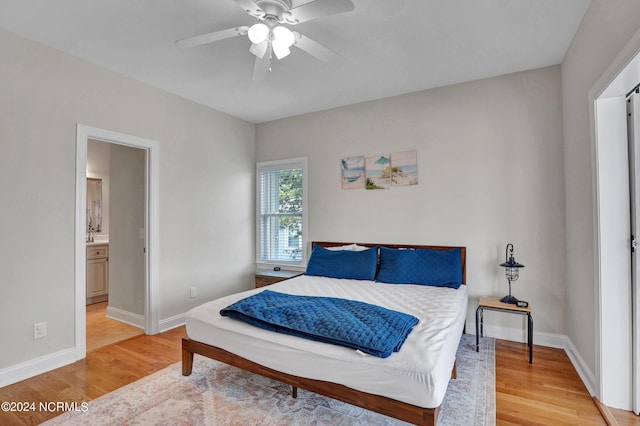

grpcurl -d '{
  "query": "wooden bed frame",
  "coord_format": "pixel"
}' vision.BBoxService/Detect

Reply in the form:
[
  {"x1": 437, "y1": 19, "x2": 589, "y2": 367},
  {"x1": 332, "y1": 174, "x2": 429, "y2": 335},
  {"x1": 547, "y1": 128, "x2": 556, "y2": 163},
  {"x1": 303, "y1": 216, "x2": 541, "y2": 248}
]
[{"x1": 182, "y1": 242, "x2": 467, "y2": 426}]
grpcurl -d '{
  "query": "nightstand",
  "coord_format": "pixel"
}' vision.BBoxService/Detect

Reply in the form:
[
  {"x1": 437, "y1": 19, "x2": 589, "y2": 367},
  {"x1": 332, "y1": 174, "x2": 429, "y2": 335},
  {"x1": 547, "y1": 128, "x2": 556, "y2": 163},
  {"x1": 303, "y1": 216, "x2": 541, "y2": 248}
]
[
  {"x1": 476, "y1": 296, "x2": 533, "y2": 363},
  {"x1": 255, "y1": 270, "x2": 303, "y2": 288}
]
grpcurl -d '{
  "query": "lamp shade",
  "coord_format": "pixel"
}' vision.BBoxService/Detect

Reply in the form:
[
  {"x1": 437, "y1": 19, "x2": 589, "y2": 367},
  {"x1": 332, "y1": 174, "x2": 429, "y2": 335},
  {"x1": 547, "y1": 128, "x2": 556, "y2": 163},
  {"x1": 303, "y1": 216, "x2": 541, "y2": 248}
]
[
  {"x1": 249, "y1": 40, "x2": 269, "y2": 59},
  {"x1": 500, "y1": 256, "x2": 524, "y2": 281},
  {"x1": 272, "y1": 25, "x2": 294, "y2": 48},
  {"x1": 272, "y1": 41, "x2": 291, "y2": 59},
  {"x1": 248, "y1": 23, "x2": 269, "y2": 44},
  {"x1": 272, "y1": 25, "x2": 294, "y2": 59}
]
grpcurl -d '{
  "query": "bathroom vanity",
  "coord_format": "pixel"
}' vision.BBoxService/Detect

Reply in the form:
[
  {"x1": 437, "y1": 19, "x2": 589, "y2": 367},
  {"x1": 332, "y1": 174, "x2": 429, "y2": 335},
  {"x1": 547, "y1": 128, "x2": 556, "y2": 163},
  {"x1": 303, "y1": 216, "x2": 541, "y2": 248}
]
[{"x1": 87, "y1": 243, "x2": 109, "y2": 304}]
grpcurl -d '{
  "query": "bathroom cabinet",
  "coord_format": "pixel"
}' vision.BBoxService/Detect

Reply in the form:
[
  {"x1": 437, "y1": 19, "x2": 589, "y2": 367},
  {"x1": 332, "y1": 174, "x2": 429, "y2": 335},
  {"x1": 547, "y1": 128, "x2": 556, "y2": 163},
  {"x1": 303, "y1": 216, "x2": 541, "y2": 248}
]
[{"x1": 87, "y1": 244, "x2": 109, "y2": 303}]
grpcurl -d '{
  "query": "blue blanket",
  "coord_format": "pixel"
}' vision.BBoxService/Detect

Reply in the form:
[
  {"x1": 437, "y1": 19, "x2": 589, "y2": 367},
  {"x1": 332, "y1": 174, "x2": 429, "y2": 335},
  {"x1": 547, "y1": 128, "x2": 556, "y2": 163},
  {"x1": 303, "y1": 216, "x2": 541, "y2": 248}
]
[{"x1": 220, "y1": 290, "x2": 419, "y2": 358}]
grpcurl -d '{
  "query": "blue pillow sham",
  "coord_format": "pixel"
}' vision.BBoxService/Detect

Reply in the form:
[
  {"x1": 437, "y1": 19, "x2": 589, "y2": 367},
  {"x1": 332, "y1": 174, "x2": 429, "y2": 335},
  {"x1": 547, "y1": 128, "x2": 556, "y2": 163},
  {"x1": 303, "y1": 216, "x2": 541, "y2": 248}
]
[
  {"x1": 376, "y1": 247, "x2": 463, "y2": 288},
  {"x1": 305, "y1": 245, "x2": 378, "y2": 281}
]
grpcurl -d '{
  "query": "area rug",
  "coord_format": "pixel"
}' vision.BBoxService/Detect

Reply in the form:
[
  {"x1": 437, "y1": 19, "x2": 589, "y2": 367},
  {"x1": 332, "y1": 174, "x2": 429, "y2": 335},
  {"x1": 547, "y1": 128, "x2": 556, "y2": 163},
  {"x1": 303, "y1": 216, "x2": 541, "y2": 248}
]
[{"x1": 44, "y1": 334, "x2": 495, "y2": 425}]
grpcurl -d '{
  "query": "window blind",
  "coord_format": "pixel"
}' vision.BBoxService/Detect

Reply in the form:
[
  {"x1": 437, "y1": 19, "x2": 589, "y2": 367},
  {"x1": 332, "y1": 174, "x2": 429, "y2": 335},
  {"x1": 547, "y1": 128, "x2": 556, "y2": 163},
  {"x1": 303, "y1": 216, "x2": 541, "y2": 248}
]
[{"x1": 258, "y1": 160, "x2": 305, "y2": 264}]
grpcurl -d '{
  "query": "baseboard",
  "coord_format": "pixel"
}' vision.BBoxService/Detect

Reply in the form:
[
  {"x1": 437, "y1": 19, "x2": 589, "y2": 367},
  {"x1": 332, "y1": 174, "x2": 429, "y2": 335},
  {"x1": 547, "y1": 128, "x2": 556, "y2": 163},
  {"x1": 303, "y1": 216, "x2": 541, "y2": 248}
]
[
  {"x1": 86, "y1": 294, "x2": 108, "y2": 305},
  {"x1": 467, "y1": 321, "x2": 597, "y2": 396},
  {"x1": 158, "y1": 313, "x2": 185, "y2": 333},
  {"x1": 593, "y1": 397, "x2": 618, "y2": 426},
  {"x1": 0, "y1": 348, "x2": 76, "y2": 388},
  {"x1": 105, "y1": 305, "x2": 144, "y2": 329},
  {"x1": 564, "y1": 337, "x2": 597, "y2": 396}
]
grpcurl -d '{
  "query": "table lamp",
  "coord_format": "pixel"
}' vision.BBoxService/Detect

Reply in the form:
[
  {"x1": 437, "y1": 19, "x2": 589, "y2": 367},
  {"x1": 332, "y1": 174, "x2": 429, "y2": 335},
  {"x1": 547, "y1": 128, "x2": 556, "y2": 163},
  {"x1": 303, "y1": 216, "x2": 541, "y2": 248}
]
[{"x1": 500, "y1": 243, "x2": 524, "y2": 304}]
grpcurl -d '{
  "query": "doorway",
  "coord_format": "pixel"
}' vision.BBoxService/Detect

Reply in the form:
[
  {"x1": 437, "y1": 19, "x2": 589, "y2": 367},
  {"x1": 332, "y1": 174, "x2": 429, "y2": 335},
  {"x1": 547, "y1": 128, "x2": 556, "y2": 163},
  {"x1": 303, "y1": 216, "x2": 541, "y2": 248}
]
[
  {"x1": 74, "y1": 124, "x2": 160, "y2": 361},
  {"x1": 85, "y1": 139, "x2": 147, "y2": 351}
]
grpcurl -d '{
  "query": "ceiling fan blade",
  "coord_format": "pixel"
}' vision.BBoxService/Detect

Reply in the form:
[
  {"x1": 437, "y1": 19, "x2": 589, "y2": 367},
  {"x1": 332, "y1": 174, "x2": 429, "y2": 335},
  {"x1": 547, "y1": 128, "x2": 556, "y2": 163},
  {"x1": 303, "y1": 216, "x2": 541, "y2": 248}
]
[
  {"x1": 233, "y1": 0, "x2": 266, "y2": 19},
  {"x1": 293, "y1": 32, "x2": 343, "y2": 63},
  {"x1": 284, "y1": 0, "x2": 354, "y2": 24},
  {"x1": 175, "y1": 26, "x2": 248, "y2": 48},
  {"x1": 253, "y1": 47, "x2": 272, "y2": 81}
]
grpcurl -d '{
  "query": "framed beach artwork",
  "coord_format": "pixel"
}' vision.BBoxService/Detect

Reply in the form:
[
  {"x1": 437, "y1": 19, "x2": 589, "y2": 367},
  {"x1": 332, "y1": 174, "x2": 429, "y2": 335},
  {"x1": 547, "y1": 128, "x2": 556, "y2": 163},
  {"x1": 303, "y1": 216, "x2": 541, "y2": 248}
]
[
  {"x1": 365, "y1": 155, "x2": 391, "y2": 190},
  {"x1": 391, "y1": 151, "x2": 418, "y2": 186},
  {"x1": 341, "y1": 156, "x2": 365, "y2": 189}
]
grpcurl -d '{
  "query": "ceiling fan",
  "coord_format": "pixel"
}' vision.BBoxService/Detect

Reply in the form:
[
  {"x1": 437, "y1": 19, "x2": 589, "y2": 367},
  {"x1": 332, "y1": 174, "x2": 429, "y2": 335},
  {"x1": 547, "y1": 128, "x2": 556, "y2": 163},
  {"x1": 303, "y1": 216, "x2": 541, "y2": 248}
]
[{"x1": 176, "y1": 0, "x2": 354, "y2": 81}]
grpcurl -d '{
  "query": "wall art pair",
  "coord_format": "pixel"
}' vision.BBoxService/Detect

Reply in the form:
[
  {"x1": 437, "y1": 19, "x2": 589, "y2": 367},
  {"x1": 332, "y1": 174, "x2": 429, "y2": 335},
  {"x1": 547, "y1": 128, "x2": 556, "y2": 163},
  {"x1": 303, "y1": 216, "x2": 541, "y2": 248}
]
[{"x1": 341, "y1": 151, "x2": 418, "y2": 190}]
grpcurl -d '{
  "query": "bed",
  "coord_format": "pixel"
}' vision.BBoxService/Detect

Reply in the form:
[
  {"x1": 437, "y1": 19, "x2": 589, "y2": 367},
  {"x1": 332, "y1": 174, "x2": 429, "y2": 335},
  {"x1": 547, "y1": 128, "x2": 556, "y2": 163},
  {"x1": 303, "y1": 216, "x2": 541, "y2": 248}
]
[{"x1": 182, "y1": 242, "x2": 467, "y2": 425}]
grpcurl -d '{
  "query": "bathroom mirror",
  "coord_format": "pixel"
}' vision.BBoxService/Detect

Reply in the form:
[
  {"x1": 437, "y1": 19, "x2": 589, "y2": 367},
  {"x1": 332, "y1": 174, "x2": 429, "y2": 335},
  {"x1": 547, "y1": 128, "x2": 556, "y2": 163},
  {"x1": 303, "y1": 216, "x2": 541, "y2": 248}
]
[{"x1": 87, "y1": 178, "x2": 103, "y2": 234}]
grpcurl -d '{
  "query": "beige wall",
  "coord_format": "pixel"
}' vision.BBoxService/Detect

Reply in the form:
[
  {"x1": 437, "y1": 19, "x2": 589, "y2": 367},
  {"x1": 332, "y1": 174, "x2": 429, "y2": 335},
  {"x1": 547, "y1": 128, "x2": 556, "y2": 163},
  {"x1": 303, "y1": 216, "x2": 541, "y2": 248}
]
[
  {"x1": 256, "y1": 66, "x2": 567, "y2": 335},
  {"x1": 561, "y1": 0, "x2": 640, "y2": 376},
  {"x1": 0, "y1": 28, "x2": 255, "y2": 370}
]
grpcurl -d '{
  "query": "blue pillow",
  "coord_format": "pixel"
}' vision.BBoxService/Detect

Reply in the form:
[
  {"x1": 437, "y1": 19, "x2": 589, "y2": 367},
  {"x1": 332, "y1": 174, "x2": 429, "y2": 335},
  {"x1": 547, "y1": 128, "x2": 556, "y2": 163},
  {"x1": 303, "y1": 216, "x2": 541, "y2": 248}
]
[
  {"x1": 376, "y1": 247, "x2": 463, "y2": 288},
  {"x1": 305, "y1": 245, "x2": 378, "y2": 280}
]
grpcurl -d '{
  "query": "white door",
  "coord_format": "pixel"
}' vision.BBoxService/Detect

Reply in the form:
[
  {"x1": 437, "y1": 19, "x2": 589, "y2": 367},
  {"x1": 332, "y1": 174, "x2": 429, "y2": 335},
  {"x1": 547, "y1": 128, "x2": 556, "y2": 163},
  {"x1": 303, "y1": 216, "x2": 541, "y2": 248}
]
[{"x1": 628, "y1": 90, "x2": 640, "y2": 415}]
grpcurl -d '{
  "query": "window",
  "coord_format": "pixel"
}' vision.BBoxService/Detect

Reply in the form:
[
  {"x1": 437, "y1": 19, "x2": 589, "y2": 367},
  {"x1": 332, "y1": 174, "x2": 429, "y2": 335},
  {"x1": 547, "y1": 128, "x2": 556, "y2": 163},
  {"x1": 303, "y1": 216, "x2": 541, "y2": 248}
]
[{"x1": 256, "y1": 157, "x2": 307, "y2": 267}]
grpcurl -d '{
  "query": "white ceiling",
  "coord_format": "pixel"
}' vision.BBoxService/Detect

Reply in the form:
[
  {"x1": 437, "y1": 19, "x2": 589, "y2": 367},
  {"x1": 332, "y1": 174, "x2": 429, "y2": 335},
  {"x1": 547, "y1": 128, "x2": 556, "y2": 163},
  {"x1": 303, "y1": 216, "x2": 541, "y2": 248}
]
[{"x1": 0, "y1": 0, "x2": 591, "y2": 123}]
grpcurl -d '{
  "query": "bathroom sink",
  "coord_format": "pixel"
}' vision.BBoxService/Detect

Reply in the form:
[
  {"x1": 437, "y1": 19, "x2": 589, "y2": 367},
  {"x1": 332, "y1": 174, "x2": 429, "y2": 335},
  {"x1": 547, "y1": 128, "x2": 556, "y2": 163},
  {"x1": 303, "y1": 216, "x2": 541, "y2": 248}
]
[
  {"x1": 86, "y1": 241, "x2": 108, "y2": 246},
  {"x1": 86, "y1": 236, "x2": 109, "y2": 246}
]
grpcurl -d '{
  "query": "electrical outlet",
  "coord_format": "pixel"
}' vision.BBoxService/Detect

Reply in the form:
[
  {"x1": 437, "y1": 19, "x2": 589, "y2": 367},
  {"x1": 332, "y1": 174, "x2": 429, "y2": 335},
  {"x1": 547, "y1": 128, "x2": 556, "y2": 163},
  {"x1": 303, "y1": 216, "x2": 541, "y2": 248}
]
[
  {"x1": 34, "y1": 322, "x2": 47, "y2": 339},
  {"x1": 190, "y1": 286, "x2": 197, "y2": 298}
]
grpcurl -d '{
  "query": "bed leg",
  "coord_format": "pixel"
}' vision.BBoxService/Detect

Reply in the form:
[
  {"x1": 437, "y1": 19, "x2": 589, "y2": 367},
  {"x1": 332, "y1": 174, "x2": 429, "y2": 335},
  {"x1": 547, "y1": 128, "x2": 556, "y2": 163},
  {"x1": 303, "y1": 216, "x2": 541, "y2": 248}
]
[
  {"x1": 430, "y1": 406, "x2": 440, "y2": 425},
  {"x1": 292, "y1": 386, "x2": 298, "y2": 399},
  {"x1": 182, "y1": 348, "x2": 194, "y2": 376},
  {"x1": 451, "y1": 361, "x2": 457, "y2": 380}
]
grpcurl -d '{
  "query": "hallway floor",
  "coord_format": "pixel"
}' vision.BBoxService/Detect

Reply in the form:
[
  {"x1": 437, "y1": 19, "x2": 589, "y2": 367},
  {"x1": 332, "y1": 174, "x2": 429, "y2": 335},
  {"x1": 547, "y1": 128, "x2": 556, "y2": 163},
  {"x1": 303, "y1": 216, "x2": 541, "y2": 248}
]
[{"x1": 86, "y1": 302, "x2": 144, "y2": 352}]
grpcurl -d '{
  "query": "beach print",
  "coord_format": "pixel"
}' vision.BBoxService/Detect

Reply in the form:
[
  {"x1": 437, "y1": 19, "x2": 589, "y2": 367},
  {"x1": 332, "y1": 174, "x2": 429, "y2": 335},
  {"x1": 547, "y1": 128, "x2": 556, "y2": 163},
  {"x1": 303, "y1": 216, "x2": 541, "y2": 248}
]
[
  {"x1": 391, "y1": 151, "x2": 418, "y2": 186},
  {"x1": 365, "y1": 155, "x2": 391, "y2": 190},
  {"x1": 341, "y1": 156, "x2": 365, "y2": 189}
]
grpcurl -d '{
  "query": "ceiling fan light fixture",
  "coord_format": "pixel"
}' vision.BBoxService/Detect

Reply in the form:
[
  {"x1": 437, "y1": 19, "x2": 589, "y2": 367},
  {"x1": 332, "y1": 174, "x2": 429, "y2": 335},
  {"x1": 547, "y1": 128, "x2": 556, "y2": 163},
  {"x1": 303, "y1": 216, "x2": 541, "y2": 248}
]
[
  {"x1": 249, "y1": 40, "x2": 269, "y2": 58},
  {"x1": 176, "y1": 0, "x2": 354, "y2": 77},
  {"x1": 272, "y1": 40, "x2": 291, "y2": 59},
  {"x1": 248, "y1": 22, "x2": 269, "y2": 44},
  {"x1": 272, "y1": 25, "x2": 294, "y2": 48}
]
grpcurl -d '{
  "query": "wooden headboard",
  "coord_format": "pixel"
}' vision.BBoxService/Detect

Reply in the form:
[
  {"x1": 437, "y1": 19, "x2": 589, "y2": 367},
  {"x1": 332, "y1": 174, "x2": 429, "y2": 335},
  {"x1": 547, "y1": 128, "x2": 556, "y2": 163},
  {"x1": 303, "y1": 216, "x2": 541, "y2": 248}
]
[{"x1": 311, "y1": 241, "x2": 467, "y2": 285}]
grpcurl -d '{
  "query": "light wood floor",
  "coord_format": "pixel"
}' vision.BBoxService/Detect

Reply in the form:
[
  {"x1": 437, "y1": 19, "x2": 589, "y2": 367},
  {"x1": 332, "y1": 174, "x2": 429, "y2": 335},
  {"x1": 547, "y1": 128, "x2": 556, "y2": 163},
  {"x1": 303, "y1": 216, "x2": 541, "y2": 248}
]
[
  {"x1": 1, "y1": 330, "x2": 638, "y2": 425},
  {"x1": 496, "y1": 340, "x2": 640, "y2": 425},
  {"x1": 86, "y1": 302, "x2": 144, "y2": 352}
]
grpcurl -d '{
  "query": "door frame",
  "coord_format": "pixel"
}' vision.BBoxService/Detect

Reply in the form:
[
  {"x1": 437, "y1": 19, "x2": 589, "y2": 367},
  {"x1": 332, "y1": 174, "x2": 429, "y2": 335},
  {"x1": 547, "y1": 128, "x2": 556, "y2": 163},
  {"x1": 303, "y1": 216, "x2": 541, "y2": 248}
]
[
  {"x1": 590, "y1": 27, "x2": 640, "y2": 410},
  {"x1": 629, "y1": 92, "x2": 640, "y2": 414},
  {"x1": 74, "y1": 124, "x2": 160, "y2": 360}
]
